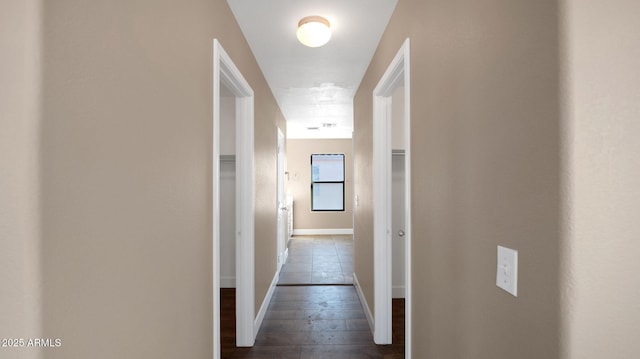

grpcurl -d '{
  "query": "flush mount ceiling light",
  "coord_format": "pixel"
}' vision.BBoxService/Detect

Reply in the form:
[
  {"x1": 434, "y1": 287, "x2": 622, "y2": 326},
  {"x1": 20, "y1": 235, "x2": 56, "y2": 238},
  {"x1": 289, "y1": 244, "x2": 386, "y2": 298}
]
[{"x1": 297, "y1": 16, "x2": 331, "y2": 47}]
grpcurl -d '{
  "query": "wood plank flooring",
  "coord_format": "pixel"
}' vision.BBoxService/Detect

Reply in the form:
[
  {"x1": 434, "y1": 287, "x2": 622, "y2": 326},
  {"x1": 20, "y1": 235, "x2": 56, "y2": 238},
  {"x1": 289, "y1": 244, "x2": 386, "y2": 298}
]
[{"x1": 221, "y1": 286, "x2": 405, "y2": 358}]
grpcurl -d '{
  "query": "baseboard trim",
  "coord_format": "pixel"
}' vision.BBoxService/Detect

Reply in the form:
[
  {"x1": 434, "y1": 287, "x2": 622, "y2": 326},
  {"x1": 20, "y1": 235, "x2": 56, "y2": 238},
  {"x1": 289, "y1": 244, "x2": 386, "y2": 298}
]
[
  {"x1": 220, "y1": 276, "x2": 236, "y2": 288},
  {"x1": 292, "y1": 228, "x2": 354, "y2": 236},
  {"x1": 353, "y1": 272, "x2": 374, "y2": 335},
  {"x1": 392, "y1": 285, "x2": 406, "y2": 299},
  {"x1": 254, "y1": 270, "x2": 279, "y2": 338}
]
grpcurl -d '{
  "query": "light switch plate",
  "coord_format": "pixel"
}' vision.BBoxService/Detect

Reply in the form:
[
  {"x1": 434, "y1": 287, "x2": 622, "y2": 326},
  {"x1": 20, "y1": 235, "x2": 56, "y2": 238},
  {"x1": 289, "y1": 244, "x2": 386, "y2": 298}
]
[{"x1": 496, "y1": 245, "x2": 518, "y2": 296}]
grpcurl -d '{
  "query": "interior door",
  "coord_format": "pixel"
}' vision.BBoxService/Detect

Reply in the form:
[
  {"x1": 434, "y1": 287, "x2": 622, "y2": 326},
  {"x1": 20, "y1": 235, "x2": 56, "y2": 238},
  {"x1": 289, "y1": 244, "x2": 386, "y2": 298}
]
[
  {"x1": 276, "y1": 128, "x2": 286, "y2": 272},
  {"x1": 391, "y1": 151, "x2": 406, "y2": 298}
]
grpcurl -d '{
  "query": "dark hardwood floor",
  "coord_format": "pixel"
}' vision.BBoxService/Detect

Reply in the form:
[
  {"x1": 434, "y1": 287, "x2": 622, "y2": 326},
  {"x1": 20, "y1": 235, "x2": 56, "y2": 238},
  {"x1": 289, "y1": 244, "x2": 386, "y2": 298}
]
[{"x1": 221, "y1": 286, "x2": 405, "y2": 358}]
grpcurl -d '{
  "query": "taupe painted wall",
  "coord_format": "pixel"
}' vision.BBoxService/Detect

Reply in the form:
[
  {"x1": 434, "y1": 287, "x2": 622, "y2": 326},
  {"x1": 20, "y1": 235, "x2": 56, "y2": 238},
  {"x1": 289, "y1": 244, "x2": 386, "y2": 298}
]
[
  {"x1": 562, "y1": 0, "x2": 640, "y2": 357},
  {"x1": 1, "y1": 1, "x2": 42, "y2": 358},
  {"x1": 2, "y1": 0, "x2": 284, "y2": 358},
  {"x1": 287, "y1": 139, "x2": 353, "y2": 231},
  {"x1": 6, "y1": 1, "x2": 639, "y2": 358},
  {"x1": 354, "y1": 0, "x2": 562, "y2": 357}
]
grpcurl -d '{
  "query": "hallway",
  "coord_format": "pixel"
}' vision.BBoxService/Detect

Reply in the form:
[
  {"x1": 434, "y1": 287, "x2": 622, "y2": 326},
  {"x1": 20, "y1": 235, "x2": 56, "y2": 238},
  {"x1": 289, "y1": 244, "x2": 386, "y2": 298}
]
[
  {"x1": 278, "y1": 236, "x2": 354, "y2": 285},
  {"x1": 221, "y1": 286, "x2": 405, "y2": 358}
]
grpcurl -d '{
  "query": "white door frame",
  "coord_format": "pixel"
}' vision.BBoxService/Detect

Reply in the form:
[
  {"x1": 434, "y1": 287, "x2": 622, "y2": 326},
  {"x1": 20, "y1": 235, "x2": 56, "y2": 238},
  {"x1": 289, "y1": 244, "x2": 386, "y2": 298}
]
[
  {"x1": 276, "y1": 127, "x2": 287, "y2": 272},
  {"x1": 213, "y1": 39, "x2": 255, "y2": 358},
  {"x1": 372, "y1": 38, "x2": 411, "y2": 356}
]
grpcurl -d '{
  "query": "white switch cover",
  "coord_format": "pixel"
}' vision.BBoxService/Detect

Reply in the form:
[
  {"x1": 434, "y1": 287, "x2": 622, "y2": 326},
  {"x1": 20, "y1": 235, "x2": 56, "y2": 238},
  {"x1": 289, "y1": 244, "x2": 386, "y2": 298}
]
[{"x1": 496, "y1": 245, "x2": 518, "y2": 296}]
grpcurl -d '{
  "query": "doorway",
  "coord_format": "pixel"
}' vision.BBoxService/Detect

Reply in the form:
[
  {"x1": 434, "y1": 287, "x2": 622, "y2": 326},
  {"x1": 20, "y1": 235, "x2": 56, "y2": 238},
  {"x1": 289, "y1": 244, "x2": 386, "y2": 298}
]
[
  {"x1": 213, "y1": 39, "x2": 255, "y2": 357},
  {"x1": 278, "y1": 139, "x2": 355, "y2": 286},
  {"x1": 219, "y1": 85, "x2": 237, "y2": 289},
  {"x1": 276, "y1": 128, "x2": 287, "y2": 273},
  {"x1": 372, "y1": 38, "x2": 411, "y2": 356},
  {"x1": 392, "y1": 149, "x2": 406, "y2": 299}
]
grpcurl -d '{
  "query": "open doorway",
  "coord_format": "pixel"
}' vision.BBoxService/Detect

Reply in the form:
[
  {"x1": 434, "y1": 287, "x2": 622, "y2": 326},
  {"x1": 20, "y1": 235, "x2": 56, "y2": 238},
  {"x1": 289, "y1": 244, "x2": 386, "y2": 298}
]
[
  {"x1": 372, "y1": 38, "x2": 411, "y2": 356},
  {"x1": 219, "y1": 84, "x2": 237, "y2": 288},
  {"x1": 276, "y1": 128, "x2": 288, "y2": 273},
  {"x1": 278, "y1": 139, "x2": 354, "y2": 286},
  {"x1": 213, "y1": 39, "x2": 255, "y2": 358}
]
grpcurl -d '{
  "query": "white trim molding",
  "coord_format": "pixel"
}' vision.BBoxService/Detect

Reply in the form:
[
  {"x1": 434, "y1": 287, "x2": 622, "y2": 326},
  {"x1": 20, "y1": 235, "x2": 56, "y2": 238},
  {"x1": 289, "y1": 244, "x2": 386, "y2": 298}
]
[
  {"x1": 292, "y1": 228, "x2": 354, "y2": 236},
  {"x1": 213, "y1": 39, "x2": 255, "y2": 357},
  {"x1": 254, "y1": 270, "x2": 279, "y2": 337},
  {"x1": 372, "y1": 38, "x2": 411, "y2": 355},
  {"x1": 353, "y1": 272, "x2": 374, "y2": 334}
]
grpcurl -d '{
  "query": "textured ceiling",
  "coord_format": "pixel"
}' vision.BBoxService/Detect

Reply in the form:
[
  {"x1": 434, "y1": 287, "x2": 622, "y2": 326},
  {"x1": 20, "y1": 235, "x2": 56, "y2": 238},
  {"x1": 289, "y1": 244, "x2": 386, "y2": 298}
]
[{"x1": 227, "y1": 0, "x2": 398, "y2": 138}]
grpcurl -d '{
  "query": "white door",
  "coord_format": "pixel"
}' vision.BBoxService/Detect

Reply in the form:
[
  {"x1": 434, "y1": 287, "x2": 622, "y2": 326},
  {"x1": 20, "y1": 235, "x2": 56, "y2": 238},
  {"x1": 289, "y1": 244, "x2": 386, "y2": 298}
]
[
  {"x1": 391, "y1": 152, "x2": 406, "y2": 298},
  {"x1": 276, "y1": 128, "x2": 287, "y2": 272}
]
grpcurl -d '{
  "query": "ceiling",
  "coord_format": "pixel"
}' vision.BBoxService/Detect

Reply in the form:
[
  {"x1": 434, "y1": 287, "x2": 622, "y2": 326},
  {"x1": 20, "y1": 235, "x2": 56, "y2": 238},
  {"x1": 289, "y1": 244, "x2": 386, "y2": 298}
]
[{"x1": 227, "y1": 0, "x2": 398, "y2": 139}]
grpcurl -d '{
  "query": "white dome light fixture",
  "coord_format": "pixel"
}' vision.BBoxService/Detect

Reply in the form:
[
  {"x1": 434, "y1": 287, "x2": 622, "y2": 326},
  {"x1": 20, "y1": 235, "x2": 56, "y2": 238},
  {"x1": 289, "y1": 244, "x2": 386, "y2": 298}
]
[{"x1": 297, "y1": 16, "x2": 331, "y2": 48}]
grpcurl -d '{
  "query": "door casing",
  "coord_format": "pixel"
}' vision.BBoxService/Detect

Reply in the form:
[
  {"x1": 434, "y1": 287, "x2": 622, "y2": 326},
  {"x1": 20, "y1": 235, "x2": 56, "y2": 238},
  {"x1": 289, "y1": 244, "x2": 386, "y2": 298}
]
[
  {"x1": 213, "y1": 39, "x2": 255, "y2": 357},
  {"x1": 372, "y1": 38, "x2": 411, "y2": 357}
]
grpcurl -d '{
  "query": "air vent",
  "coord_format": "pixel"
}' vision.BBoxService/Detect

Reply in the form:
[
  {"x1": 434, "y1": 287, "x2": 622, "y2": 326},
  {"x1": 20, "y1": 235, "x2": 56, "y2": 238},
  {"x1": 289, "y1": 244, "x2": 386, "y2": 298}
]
[{"x1": 306, "y1": 126, "x2": 320, "y2": 130}]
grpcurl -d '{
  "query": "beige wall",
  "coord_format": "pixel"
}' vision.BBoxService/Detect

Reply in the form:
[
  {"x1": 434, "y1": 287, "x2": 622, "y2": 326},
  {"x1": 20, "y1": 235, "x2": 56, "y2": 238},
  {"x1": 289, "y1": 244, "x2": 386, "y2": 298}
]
[
  {"x1": 287, "y1": 139, "x2": 353, "y2": 231},
  {"x1": 355, "y1": 0, "x2": 562, "y2": 357},
  {"x1": 1, "y1": 1, "x2": 42, "y2": 358},
  {"x1": 6, "y1": 1, "x2": 639, "y2": 358},
  {"x1": 29, "y1": 0, "x2": 283, "y2": 358},
  {"x1": 562, "y1": 0, "x2": 640, "y2": 358}
]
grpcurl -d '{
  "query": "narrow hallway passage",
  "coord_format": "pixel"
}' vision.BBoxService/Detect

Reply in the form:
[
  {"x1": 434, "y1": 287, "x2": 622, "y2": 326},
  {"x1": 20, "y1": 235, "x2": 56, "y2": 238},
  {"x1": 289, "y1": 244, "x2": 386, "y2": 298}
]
[
  {"x1": 278, "y1": 236, "x2": 354, "y2": 285},
  {"x1": 221, "y1": 286, "x2": 405, "y2": 358}
]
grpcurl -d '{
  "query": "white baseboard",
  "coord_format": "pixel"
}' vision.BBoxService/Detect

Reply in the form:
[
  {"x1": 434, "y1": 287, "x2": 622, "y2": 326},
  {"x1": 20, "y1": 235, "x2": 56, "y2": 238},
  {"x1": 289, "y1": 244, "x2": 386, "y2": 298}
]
[
  {"x1": 392, "y1": 285, "x2": 406, "y2": 299},
  {"x1": 353, "y1": 272, "x2": 374, "y2": 335},
  {"x1": 254, "y1": 270, "x2": 279, "y2": 338},
  {"x1": 292, "y1": 228, "x2": 354, "y2": 236},
  {"x1": 220, "y1": 276, "x2": 236, "y2": 288},
  {"x1": 283, "y1": 248, "x2": 289, "y2": 265}
]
